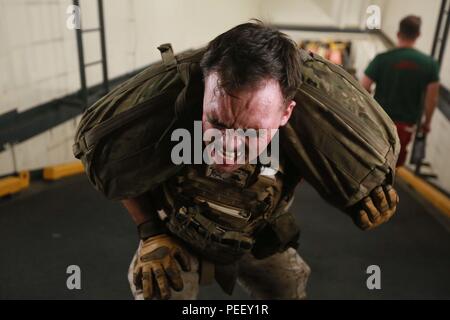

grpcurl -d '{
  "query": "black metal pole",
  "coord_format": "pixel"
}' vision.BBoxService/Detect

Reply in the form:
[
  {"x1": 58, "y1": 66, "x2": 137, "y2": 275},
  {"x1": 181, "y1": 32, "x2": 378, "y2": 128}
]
[
  {"x1": 431, "y1": 0, "x2": 447, "y2": 57},
  {"x1": 98, "y1": 0, "x2": 109, "y2": 93},
  {"x1": 438, "y1": 1, "x2": 450, "y2": 65},
  {"x1": 73, "y1": 0, "x2": 88, "y2": 108}
]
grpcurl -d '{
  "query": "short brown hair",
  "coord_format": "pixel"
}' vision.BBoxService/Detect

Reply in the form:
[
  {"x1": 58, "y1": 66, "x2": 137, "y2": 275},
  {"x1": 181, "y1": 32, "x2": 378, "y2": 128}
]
[
  {"x1": 399, "y1": 15, "x2": 421, "y2": 40},
  {"x1": 200, "y1": 21, "x2": 302, "y2": 100}
]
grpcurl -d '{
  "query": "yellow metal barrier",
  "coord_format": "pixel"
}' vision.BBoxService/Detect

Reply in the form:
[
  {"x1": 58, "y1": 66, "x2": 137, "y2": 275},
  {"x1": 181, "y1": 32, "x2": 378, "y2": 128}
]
[
  {"x1": 0, "y1": 171, "x2": 30, "y2": 197},
  {"x1": 43, "y1": 161, "x2": 84, "y2": 181},
  {"x1": 397, "y1": 167, "x2": 450, "y2": 218}
]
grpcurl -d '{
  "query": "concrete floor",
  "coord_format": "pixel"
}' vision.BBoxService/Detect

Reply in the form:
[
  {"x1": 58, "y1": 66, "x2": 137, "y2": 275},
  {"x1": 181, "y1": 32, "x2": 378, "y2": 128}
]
[{"x1": 0, "y1": 174, "x2": 449, "y2": 299}]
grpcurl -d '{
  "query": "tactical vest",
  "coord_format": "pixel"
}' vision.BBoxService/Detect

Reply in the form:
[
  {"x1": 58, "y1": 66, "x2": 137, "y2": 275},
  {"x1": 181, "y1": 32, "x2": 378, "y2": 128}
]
[{"x1": 160, "y1": 155, "x2": 301, "y2": 264}]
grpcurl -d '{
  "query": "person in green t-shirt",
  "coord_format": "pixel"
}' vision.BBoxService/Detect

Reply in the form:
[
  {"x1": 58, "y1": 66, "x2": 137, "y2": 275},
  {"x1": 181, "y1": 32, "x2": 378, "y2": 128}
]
[{"x1": 361, "y1": 15, "x2": 440, "y2": 167}]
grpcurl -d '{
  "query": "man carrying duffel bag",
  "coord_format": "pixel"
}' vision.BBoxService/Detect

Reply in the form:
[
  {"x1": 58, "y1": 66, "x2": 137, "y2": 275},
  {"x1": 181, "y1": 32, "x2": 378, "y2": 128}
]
[{"x1": 74, "y1": 22, "x2": 400, "y2": 300}]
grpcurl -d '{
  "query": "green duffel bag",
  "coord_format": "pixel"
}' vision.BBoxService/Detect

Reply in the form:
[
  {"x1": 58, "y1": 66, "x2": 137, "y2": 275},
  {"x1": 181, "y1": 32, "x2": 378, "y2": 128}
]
[
  {"x1": 73, "y1": 43, "x2": 399, "y2": 210},
  {"x1": 282, "y1": 49, "x2": 400, "y2": 208}
]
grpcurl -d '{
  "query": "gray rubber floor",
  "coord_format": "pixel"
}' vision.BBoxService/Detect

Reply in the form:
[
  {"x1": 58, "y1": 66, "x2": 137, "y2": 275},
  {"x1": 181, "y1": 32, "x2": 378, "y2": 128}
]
[{"x1": 0, "y1": 174, "x2": 449, "y2": 299}]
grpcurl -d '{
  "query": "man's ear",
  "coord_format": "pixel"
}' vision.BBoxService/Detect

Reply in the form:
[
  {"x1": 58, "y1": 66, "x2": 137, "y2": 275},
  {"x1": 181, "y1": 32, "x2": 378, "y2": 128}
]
[{"x1": 280, "y1": 100, "x2": 296, "y2": 126}]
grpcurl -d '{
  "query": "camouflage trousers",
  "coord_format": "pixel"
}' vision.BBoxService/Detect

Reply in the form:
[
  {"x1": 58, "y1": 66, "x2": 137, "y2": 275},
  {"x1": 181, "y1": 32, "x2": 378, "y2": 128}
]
[{"x1": 128, "y1": 244, "x2": 311, "y2": 300}]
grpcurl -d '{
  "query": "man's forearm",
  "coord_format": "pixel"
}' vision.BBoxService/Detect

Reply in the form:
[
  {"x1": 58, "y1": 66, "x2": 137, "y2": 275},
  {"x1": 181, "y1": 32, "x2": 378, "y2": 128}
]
[
  {"x1": 121, "y1": 192, "x2": 160, "y2": 225},
  {"x1": 423, "y1": 82, "x2": 439, "y2": 127},
  {"x1": 424, "y1": 95, "x2": 438, "y2": 125},
  {"x1": 121, "y1": 195, "x2": 152, "y2": 225},
  {"x1": 361, "y1": 75, "x2": 374, "y2": 94}
]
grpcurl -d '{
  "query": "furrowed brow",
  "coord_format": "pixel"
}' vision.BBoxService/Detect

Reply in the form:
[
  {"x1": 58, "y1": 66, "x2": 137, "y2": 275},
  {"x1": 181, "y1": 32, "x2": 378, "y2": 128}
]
[{"x1": 207, "y1": 114, "x2": 228, "y2": 129}]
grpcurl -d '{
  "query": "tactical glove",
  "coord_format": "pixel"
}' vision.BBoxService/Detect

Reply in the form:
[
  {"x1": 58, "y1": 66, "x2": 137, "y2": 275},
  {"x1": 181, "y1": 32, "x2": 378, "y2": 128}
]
[
  {"x1": 133, "y1": 234, "x2": 191, "y2": 300},
  {"x1": 351, "y1": 184, "x2": 399, "y2": 230}
]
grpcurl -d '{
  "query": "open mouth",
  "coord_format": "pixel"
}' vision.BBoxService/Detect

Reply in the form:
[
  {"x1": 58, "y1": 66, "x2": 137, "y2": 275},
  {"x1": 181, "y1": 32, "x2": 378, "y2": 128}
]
[{"x1": 216, "y1": 148, "x2": 244, "y2": 163}]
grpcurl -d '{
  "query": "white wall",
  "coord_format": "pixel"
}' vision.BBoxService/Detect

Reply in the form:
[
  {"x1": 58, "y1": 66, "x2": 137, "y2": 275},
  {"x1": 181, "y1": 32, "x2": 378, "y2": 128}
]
[
  {"x1": 104, "y1": 0, "x2": 261, "y2": 81},
  {"x1": 0, "y1": 0, "x2": 79, "y2": 115},
  {"x1": 328, "y1": 0, "x2": 371, "y2": 29},
  {"x1": 259, "y1": 0, "x2": 336, "y2": 26},
  {"x1": 259, "y1": 0, "x2": 371, "y2": 28}
]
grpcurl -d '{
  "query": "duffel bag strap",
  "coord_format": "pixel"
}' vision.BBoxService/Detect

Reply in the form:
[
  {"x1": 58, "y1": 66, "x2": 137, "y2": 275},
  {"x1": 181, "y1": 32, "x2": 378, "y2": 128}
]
[
  {"x1": 157, "y1": 43, "x2": 190, "y2": 86},
  {"x1": 157, "y1": 43, "x2": 177, "y2": 70}
]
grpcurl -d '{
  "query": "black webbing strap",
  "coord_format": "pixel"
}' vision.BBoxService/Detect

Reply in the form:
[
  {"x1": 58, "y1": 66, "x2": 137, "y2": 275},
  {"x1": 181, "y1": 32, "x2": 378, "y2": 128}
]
[{"x1": 157, "y1": 43, "x2": 177, "y2": 70}]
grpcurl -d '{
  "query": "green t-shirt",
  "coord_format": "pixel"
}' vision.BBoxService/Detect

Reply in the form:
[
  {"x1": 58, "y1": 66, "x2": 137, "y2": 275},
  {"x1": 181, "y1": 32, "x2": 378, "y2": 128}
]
[{"x1": 365, "y1": 48, "x2": 439, "y2": 124}]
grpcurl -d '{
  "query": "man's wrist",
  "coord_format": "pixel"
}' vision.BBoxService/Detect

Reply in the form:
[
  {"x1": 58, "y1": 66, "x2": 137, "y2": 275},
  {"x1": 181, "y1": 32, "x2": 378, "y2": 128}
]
[{"x1": 137, "y1": 219, "x2": 167, "y2": 240}]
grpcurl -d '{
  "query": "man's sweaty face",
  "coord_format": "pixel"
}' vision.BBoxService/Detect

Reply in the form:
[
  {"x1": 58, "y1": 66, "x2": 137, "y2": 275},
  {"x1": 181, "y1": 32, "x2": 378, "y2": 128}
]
[{"x1": 202, "y1": 72, "x2": 295, "y2": 172}]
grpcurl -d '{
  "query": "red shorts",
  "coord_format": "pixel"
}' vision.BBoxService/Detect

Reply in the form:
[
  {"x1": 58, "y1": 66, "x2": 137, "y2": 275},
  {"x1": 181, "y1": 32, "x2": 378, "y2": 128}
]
[{"x1": 394, "y1": 122, "x2": 415, "y2": 167}]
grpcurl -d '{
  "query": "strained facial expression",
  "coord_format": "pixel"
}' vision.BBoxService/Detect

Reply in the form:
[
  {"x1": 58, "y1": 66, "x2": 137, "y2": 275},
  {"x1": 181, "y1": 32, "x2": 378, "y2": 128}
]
[{"x1": 202, "y1": 72, "x2": 296, "y2": 172}]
